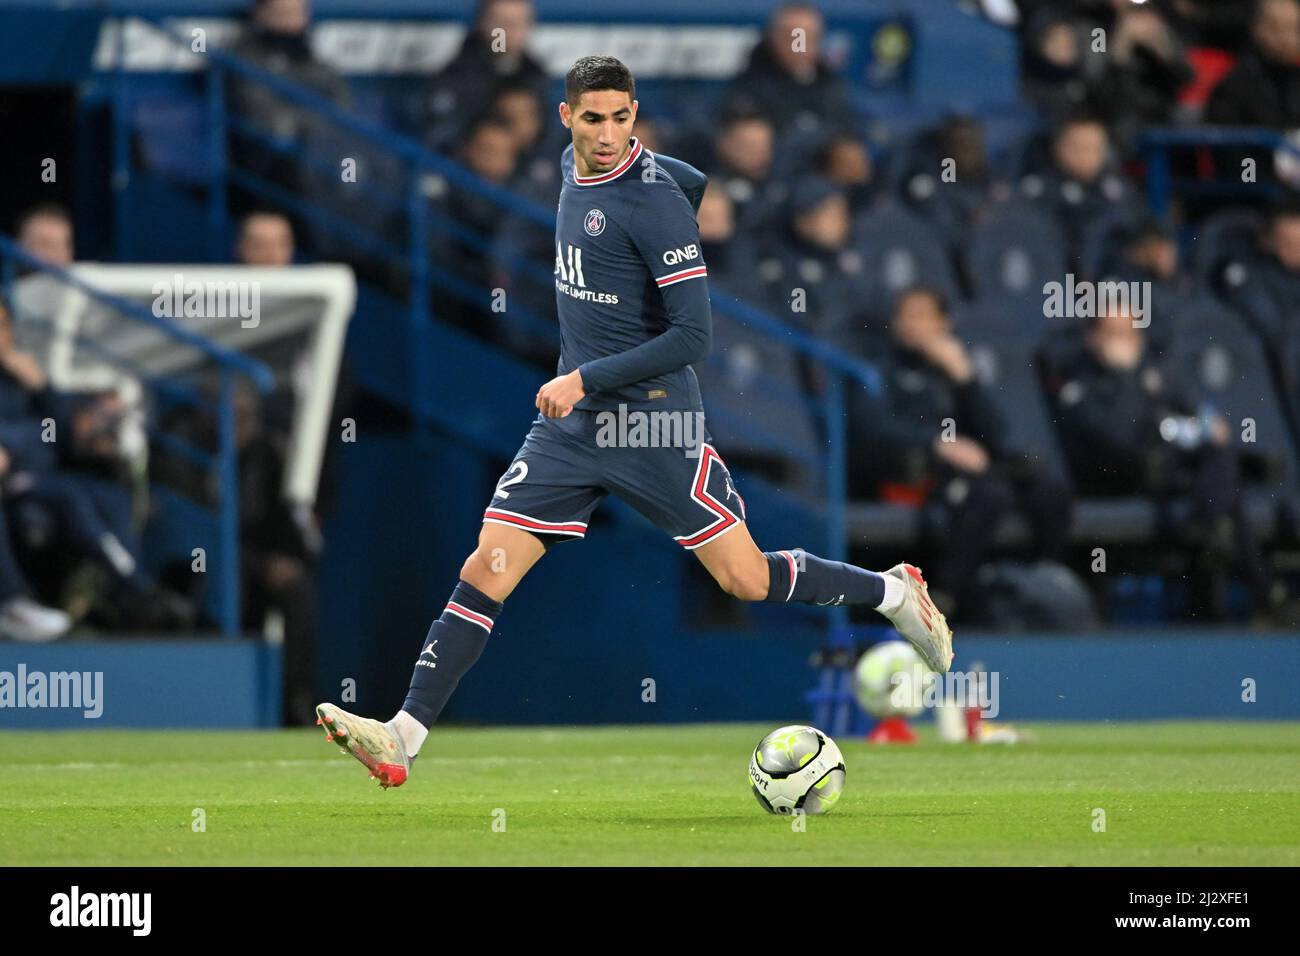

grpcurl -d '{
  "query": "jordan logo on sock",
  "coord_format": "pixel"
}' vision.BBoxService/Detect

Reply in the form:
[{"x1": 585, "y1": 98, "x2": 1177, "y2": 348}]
[{"x1": 421, "y1": 641, "x2": 439, "y2": 658}]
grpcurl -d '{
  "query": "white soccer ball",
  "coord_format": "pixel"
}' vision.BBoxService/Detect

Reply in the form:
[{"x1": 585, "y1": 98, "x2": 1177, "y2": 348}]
[
  {"x1": 854, "y1": 640, "x2": 928, "y2": 718},
  {"x1": 748, "y1": 725, "x2": 846, "y2": 815}
]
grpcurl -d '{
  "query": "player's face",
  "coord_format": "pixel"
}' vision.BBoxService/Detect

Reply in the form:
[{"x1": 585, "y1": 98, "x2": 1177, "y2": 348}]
[{"x1": 559, "y1": 90, "x2": 637, "y2": 178}]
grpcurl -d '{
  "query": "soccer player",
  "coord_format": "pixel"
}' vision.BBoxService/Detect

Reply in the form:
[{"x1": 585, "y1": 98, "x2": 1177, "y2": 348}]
[{"x1": 316, "y1": 56, "x2": 952, "y2": 788}]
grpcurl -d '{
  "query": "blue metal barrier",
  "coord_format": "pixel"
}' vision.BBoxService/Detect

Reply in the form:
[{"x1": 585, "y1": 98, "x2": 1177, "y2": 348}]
[{"x1": 1139, "y1": 126, "x2": 1300, "y2": 219}]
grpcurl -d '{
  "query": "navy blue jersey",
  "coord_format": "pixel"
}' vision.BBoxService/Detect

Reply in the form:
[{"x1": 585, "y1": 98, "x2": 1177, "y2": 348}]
[{"x1": 555, "y1": 136, "x2": 712, "y2": 412}]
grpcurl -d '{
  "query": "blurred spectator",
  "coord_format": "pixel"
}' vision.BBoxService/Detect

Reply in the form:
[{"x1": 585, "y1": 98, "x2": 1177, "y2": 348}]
[
  {"x1": 901, "y1": 115, "x2": 1001, "y2": 248},
  {"x1": 235, "y1": 209, "x2": 296, "y2": 267},
  {"x1": 1162, "y1": 0, "x2": 1255, "y2": 50},
  {"x1": 425, "y1": 0, "x2": 548, "y2": 152},
  {"x1": 1206, "y1": 0, "x2": 1300, "y2": 130},
  {"x1": 1222, "y1": 198, "x2": 1300, "y2": 350},
  {"x1": 814, "y1": 130, "x2": 877, "y2": 215},
  {"x1": 758, "y1": 177, "x2": 873, "y2": 346},
  {"x1": 1106, "y1": 217, "x2": 1194, "y2": 350},
  {"x1": 708, "y1": 111, "x2": 784, "y2": 233},
  {"x1": 630, "y1": 115, "x2": 665, "y2": 154},
  {"x1": 15, "y1": 203, "x2": 73, "y2": 268},
  {"x1": 1020, "y1": 7, "x2": 1092, "y2": 118},
  {"x1": 154, "y1": 376, "x2": 320, "y2": 723},
  {"x1": 853, "y1": 286, "x2": 1071, "y2": 618},
  {"x1": 227, "y1": 381, "x2": 319, "y2": 726},
  {"x1": 0, "y1": 299, "x2": 192, "y2": 632},
  {"x1": 1021, "y1": 1, "x2": 1191, "y2": 146},
  {"x1": 0, "y1": 297, "x2": 73, "y2": 642},
  {"x1": 1089, "y1": 1, "x2": 1194, "y2": 150},
  {"x1": 492, "y1": 80, "x2": 556, "y2": 190},
  {"x1": 434, "y1": 116, "x2": 522, "y2": 334},
  {"x1": 228, "y1": 0, "x2": 351, "y2": 196},
  {"x1": 1043, "y1": 304, "x2": 1287, "y2": 620},
  {"x1": 1021, "y1": 114, "x2": 1129, "y2": 265},
  {"x1": 722, "y1": 3, "x2": 857, "y2": 137},
  {"x1": 696, "y1": 186, "x2": 753, "y2": 294},
  {"x1": 9, "y1": 204, "x2": 76, "y2": 358}
]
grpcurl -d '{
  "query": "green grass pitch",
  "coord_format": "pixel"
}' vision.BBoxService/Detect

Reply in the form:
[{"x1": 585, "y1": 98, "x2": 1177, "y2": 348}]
[{"x1": 1, "y1": 722, "x2": 1297, "y2": 866}]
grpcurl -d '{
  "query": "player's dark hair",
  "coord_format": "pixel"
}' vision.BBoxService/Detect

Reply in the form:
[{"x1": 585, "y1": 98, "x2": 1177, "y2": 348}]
[
  {"x1": 565, "y1": 55, "x2": 635, "y2": 108},
  {"x1": 15, "y1": 201, "x2": 72, "y2": 234}
]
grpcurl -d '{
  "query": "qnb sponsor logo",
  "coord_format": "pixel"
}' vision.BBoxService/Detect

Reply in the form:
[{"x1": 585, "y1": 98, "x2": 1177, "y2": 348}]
[
  {"x1": 595, "y1": 403, "x2": 708, "y2": 458},
  {"x1": 1042, "y1": 274, "x2": 1150, "y2": 328},
  {"x1": 50, "y1": 886, "x2": 151, "y2": 936},
  {"x1": 151, "y1": 273, "x2": 261, "y2": 328},
  {"x1": 889, "y1": 668, "x2": 1000, "y2": 718},
  {"x1": 0, "y1": 665, "x2": 103, "y2": 719},
  {"x1": 661, "y1": 244, "x2": 699, "y2": 266}
]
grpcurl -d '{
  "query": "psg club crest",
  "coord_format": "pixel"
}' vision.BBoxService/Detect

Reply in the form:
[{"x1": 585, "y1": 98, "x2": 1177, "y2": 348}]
[{"x1": 584, "y1": 208, "x2": 606, "y2": 236}]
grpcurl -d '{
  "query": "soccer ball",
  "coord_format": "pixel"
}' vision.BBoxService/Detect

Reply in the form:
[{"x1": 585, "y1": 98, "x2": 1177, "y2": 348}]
[
  {"x1": 748, "y1": 725, "x2": 846, "y2": 815},
  {"x1": 854, "y1": 640, "x2": 929, "y2": 718}
]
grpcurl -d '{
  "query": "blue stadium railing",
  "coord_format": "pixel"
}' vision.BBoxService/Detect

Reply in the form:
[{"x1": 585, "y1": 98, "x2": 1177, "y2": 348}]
[
  {"x1": 1140, "y1": 126, "x2": 1300, "y2": 217},
  {"x1": 109, "y1": 16, "x2": 890, "y2": 646},
  {"x1": 0, "y1": 234, "x2": 275, "y2": 638}
]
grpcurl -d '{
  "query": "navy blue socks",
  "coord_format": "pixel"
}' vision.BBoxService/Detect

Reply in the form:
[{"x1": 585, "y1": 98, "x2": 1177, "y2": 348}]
[
  {"x1": 762, "y1": 549, "x2": 886, "y2": 608},
  {"x1": 401, "y1": 580, "x2": 503, "y2": 727}
]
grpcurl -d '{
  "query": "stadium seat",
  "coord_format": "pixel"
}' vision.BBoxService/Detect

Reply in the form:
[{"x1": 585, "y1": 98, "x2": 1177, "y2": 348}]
[
  {"x1": 1167, "y1": 301, "x2": 1300, "y2": 494},
  {"x1": 957, "y1": 321, "x2": 1071, "y2": 485},
  {"x1": 852, "y1": 198, "x2": 961, "y2": 306},
  {"x1": 952, "y1": 298, "x2": 1054, "y2": 348},
  {"x1": 697, "y1": 311, "x2": 822, "y2": 496},
  {"x1": 1188, "y1": 207, "x2": 1264, "y2": 290},
  {"x1": 1079, "y1": 207, "x2": 1143, "y2": 281},
  {"x1": 967, "y1": 201, "x2": 1067, "y2": 302}
]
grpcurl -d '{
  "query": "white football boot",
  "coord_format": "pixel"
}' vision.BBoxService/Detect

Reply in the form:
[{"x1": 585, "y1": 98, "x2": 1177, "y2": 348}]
[
  {"x1": 880, "y1": 564, "x2": 954, "y2": 673},
  {"x1": 315, "y1": 703, "x2": 411, "y2": 789}
]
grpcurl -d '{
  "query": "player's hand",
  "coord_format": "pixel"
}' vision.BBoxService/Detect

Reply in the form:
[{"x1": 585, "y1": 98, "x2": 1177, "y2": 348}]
[{"x1": 536, "y1": 369, "x2": 585, "y2": 418}]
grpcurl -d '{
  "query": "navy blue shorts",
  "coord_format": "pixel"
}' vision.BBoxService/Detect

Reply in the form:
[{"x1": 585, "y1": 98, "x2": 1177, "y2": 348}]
[{"x1": 484, "y1": 410, "x2": 747, "y2": 550}]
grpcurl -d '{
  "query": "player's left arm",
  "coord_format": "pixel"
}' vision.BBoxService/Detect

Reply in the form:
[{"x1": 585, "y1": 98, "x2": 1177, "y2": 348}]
[{"x1": 537, "y1": 184, "x2": 711, "y2": 417}]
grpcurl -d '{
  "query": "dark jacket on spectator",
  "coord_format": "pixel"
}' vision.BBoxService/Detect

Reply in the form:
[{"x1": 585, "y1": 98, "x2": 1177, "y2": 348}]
[
  {"x1": 0, "y1": 368, "x2": 62, "y2": 473},
  {"x1": 856, "y1": 343, "x2": 1010, "y2": 488},
  {"x1": 1043, "y1": 337, "x2": 1200, "y2": 494},
  {"x1": 722, "y1": 40, "x2": 856, "y2": 137},
  {"x1": 1206, "y1": 50, "x2": 1300, "y2": 129}
]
